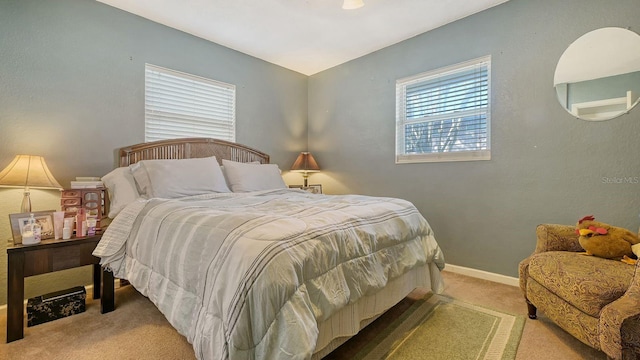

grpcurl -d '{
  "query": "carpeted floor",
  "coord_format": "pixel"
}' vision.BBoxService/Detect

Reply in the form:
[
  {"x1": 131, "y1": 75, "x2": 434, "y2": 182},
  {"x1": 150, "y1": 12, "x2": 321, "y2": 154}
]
[
  {"x1": 441, "y1": 272, "x2": 606, "y2": 360},
  {"x1": 0, "y1": 271, "x2": 607, "y2": 360},
  {"x1": 350, "y1": 294, "x2": 525, "y2": 360}
]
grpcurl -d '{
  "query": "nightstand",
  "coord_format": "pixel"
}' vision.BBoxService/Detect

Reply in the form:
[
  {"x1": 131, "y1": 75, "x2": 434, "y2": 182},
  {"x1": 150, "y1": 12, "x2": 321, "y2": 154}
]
[{"x1": 6, "y1": 233, "x2": 115, "y2": 343}]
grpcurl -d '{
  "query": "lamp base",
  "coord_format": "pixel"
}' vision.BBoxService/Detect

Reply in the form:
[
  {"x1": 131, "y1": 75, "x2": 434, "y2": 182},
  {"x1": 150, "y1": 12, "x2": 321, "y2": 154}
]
[{"x1": 21, "y1": 190, "x2": 31, "y2": 213}]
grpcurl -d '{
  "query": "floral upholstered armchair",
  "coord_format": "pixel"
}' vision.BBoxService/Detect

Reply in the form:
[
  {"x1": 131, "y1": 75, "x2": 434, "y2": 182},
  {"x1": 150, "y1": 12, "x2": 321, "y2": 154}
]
[{"x1": 519, "y1": 224, "x2": 640, "y2": 359}]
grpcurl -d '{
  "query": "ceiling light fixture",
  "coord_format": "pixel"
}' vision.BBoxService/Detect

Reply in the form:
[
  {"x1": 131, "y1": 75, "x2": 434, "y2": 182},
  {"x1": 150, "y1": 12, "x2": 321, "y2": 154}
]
[{"x1": 342, "y1": 0, "x2": 364, "y2": 10}]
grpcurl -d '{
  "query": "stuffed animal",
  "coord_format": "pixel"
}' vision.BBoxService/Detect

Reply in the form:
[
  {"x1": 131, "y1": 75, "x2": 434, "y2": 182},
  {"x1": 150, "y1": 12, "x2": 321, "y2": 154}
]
[
  {"x1": 575, "y1": 215, "x2": 640, "y2": 262},
  {"x1": 622, "y1": 243, "x2": 640, "y2": 265}
]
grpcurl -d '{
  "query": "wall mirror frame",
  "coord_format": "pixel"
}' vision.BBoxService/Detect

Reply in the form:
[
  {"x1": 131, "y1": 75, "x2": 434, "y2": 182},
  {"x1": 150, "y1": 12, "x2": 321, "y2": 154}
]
[{"x1": 554, "y1": 27, "x2": 640, "y2": 121}]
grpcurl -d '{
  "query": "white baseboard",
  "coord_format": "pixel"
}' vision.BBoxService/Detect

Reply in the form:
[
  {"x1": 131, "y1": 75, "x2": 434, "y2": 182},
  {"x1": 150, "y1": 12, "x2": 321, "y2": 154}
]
[{"x1": 444, "y1": 263, "x2": 519, "y2": 287}]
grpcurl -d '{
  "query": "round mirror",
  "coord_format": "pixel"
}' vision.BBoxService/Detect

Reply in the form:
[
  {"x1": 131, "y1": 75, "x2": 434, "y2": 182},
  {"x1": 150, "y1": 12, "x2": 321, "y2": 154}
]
[{"x1": 554, "y1": 27, "x2": 640, "y2": 121}]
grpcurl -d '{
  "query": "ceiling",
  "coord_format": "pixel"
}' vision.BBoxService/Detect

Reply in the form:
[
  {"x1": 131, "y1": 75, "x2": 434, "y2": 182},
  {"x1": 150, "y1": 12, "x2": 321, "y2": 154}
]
[
  {"x1": 554, "y1": 27, "x2": 640, "y2": 85},
  {"x1": 97, "y1": 0, "x2": 509, "y2": 76}
]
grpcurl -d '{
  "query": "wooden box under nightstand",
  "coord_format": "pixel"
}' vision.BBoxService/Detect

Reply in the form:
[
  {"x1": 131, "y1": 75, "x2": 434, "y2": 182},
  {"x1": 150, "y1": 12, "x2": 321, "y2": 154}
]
[{"x1": 6, "y1": 233, "x2": 115, "y2": 343}]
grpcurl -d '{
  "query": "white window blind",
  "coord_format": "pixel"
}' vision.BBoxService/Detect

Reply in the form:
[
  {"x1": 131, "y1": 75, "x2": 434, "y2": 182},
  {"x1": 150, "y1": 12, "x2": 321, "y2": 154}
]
[
  {"x1": 145, "y1": 64, "x2": 236, "y2": 143},
  {"x1": 396, "y1": 56, "x2": 491, "y2": 163}
]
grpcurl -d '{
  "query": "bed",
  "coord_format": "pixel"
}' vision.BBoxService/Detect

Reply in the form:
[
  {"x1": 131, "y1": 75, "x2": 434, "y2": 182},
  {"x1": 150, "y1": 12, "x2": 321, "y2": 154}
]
[{"x1": 93, "y1": 137, "x2": 445, "y2": 360}]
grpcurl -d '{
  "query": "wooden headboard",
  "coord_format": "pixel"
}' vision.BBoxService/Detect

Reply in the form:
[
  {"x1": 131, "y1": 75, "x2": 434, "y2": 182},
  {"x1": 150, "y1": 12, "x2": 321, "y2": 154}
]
[{"x1": 119, "y1": 138, "x2": 270, "y2": 166}]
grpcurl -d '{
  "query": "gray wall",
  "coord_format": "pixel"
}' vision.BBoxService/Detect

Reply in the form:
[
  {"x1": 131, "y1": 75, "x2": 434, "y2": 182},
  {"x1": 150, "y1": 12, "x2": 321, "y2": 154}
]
[
  {"x1": 1, "y1": 0, "x2": 639, "y2": 307},
  {"x1": 0, "y1": 0, "x2": 308, "y2": 304},
  {"x1": 308, "y1": 0, "x2": 640, "y2": 277}
]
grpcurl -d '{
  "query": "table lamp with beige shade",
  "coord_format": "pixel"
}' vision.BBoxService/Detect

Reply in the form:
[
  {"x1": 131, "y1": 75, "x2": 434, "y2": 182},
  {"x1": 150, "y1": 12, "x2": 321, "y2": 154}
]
[
  {"x1": 290, "y1": 151, "x2": 320, "y2": 188},
  {"x1": 0, "y1": 155, "x2": 63, "y2": 212}
]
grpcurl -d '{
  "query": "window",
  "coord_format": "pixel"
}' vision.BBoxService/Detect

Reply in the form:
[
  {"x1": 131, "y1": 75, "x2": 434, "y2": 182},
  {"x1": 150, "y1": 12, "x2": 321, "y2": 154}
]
[
  {"x1": 145, "y1": 64, "x2": 236, "y2": 143},
  {"x1": 395, "y1": 56, "x2": 491, "y2": 163}
]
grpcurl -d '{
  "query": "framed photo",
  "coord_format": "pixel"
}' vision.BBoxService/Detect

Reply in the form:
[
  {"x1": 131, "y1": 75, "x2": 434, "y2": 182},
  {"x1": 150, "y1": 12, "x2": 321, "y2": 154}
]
[
  {"x1": 9, "y1": 210, "x2": 56, "y2": 245},
  {"x1": 305, "y1": 184, "x2": 323, "y2": 194},
  {"x1": 289, "y1": 184, "x2": 323, "y2": 194}
]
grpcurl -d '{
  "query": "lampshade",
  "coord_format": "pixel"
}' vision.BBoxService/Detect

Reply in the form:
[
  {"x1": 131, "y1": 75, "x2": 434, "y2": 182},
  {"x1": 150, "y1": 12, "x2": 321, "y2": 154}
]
[
  {"x1": 0, "y1": 155, "x2": 63, "y2": 212},
  {"x1": 342, "y1": 0, "x2": 364, "y2": 10},
  {"x1": 290, "y1": 152, "x2": 320, "y2": 187},
  {"x1": 290, "y1": 152, "x2": 320, "y2": 173}
]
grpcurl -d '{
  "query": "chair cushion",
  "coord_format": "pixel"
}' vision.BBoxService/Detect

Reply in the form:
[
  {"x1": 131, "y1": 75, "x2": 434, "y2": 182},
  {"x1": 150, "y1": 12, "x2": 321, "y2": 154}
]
[{"x1": 527, "y1": 251, "x2": 634, "y2": 317}]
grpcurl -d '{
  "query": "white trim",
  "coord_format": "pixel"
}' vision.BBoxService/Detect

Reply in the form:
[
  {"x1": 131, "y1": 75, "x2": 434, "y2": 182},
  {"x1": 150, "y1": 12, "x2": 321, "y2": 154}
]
[
  {"x1": 395, "y1": 55, "x2": 491, "y2": 164},
  {"x1": 444, "y1": 263, "x2": 519, "y2": 287},
  {"x1": 396, "y1": 150, "x2": 491, "y2": 163},
  {"x1": 396, "y1": 55, "x2": 492, "y2": 84},
  {"x1": 145, "y1": 64, "x2": 235, "y2": 90},
  {"x1": 571, "y1": 90, "x2": 637, "y2": 121}
]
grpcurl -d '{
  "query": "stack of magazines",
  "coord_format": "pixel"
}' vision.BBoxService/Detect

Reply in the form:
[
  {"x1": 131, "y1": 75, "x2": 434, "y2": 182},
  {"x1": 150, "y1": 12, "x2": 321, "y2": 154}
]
[{"x1": 70, "y1": 176, "x2": 104, "y2": 189}]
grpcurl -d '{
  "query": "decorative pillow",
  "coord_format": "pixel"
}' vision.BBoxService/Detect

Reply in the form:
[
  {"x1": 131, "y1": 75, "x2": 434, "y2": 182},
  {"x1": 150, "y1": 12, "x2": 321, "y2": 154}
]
[
  {"x1": 222, "y1": 159, "x2": 287, "y2": 192},
  {"x1": 130, "y1": 156, "x2": 230, "y2": 199},
  {"x1": 101, "y1": 167, "x2": 140, "y2": 218}
]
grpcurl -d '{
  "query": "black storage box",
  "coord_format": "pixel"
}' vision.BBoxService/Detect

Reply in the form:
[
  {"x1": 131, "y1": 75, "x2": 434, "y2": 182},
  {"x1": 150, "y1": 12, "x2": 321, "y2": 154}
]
[{"x1": 27, "y1": 286, "x2": 86, "y2": 327}]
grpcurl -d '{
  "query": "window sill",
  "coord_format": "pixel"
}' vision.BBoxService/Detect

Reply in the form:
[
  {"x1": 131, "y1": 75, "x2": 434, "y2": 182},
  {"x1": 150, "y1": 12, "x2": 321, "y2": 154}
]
[{"x1": 396, "y1": 150, "x2": 491, "y2": 164}]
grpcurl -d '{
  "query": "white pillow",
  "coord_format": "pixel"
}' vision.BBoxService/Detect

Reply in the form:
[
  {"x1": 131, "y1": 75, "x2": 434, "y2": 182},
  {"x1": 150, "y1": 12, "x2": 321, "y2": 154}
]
[
  {"x1": 222, "y1": 159, "x2": 287, "y2": 192},
  {"x1": 101, "y1": 167, "x2": 140, "y2": 218},
  {"x1": 130, "y1": 156, "x2": 230, "y2": 199}
]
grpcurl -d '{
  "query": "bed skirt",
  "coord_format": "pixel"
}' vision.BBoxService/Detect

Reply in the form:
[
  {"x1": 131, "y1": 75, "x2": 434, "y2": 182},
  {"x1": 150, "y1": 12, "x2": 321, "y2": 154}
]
[{"x1": 312, "y1": 262, "x2": 443, "y2": 358}]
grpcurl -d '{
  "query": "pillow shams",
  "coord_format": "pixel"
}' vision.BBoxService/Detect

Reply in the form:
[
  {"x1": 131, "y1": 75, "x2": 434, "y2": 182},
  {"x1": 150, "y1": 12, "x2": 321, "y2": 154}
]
[
  {"x1": 222, "y1": 159, "x2": 287, "y2": 192},
  {"x1": 131, "y1": 156, "x2": 230, "y2": 198},
  {"x1": 101, "y1": 167, "x2": 140, "y2": 218}
]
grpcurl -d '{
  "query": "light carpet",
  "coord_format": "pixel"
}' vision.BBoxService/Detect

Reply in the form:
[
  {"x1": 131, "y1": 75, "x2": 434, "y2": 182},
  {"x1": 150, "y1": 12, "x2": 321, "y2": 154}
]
[
  {"x1": 354, "y1": 294, "x2": 525, "y2": 360},
  {"x1": 1, "y1": 271, "x2": 604, "y2": 359}
]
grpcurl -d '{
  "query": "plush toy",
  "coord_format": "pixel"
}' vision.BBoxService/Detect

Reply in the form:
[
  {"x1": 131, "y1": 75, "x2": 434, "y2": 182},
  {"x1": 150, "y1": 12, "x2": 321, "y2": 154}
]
[
  {"x1": 575, "y1": 215, "x2": 640, "y2": 263},
  {"x1": 623, "y1": 243, "x2": 640, "y2": 265}
]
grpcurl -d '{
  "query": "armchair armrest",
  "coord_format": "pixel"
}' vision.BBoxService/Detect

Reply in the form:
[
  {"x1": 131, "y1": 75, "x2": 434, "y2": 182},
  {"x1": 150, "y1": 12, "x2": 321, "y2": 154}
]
[
  {"x1": 599, "y1": 263, "x2": 640, "y2": 359},
  {"x1": 519, "y1": 224, "x2": 583, "y2": 296},
  {"x1": 534, "y1": 224, "x2": 583, "y2": 253}
]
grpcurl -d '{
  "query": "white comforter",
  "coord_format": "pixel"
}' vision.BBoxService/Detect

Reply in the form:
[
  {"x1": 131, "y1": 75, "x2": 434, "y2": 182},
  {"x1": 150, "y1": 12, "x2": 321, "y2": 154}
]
[{"x1": 93, "y1": 189, "x2": 445, "y2": 360}]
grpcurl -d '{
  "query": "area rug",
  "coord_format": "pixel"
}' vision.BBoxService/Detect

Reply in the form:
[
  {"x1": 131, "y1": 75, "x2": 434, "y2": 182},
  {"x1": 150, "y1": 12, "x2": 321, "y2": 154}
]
[{"x1": 353, "y1": 294, "x2": 525, "y2": 360}]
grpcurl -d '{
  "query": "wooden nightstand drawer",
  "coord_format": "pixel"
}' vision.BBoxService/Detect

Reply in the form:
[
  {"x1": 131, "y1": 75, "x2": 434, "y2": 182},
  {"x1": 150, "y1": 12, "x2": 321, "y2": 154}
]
[
  {"x1": 22, "y1": 247, "x2": 84, "y2": 275},
  {"x1": 21, "y1": 238, "x2": 100, "y2": 276},
  {"x1": 51, "y1": 246, "x2": 81, "y2": 271}
]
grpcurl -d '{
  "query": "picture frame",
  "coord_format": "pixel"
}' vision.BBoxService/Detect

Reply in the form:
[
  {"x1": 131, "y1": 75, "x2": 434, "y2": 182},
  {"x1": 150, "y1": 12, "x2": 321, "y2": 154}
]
[
  {"x1": 305, "y1": 184, "x2": 323, "y2": 194},
  {"x1": 9, "y1": 210, "x2": 56, "y2": 245},
  {"x1": 289, "y1": 184, "x2": 323, "y2": 194}
]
